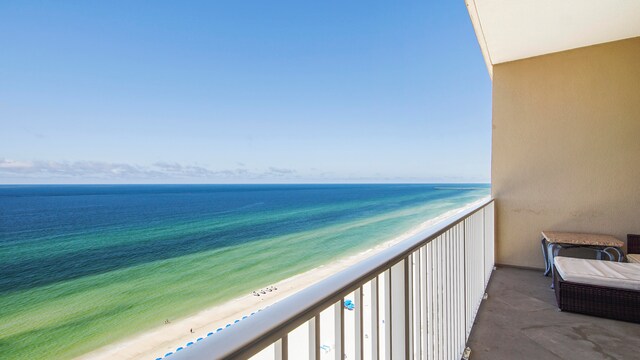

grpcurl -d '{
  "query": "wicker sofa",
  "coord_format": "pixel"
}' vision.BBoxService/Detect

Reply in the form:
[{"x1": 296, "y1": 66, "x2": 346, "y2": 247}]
[
  {"x1": 627, "y1": 234, "x2": 640, "y2": 263},
  {"x1": 553, "y1": 236, "x2": 640, "y2": 323}
]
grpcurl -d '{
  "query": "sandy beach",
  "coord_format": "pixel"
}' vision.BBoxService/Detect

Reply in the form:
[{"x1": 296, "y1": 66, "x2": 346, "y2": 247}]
[{"x1": 77, "y1": 198, "x2": 487, "y2": 360}]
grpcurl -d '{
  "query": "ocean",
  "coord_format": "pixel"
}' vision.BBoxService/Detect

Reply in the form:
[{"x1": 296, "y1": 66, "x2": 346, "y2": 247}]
[{"x1": 0, "y1": 184, "x2": 489, "y2": 359}]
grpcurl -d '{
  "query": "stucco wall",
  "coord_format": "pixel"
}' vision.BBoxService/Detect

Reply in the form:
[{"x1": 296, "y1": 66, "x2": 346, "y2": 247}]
[{"x1": 492, "y1": 37, "x2": 640, "y2": 268}]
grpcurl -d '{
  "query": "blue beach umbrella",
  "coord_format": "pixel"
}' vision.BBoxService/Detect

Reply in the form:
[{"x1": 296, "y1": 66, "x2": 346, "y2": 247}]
[
  {"x1": 216, "y1": 328, "x2": 223, "y2": 332},
  {"x1": 186, "y1": 342, "x2": 194, "y2": 346},
  {"x1": 176, "y1": 347, "x2": 183, "y2": 351},
  {"x1": 225, "y1": 324, "x2": 231, "y2": 328},
  {"x1": 251, "y1": 312, "x2": 255, "y2": 316},
  {"x1": 344, "y1": 299, "x2": 355, "y2": 311},
  {"x1": 207, "y1": 332, "x2": 214, "y2": 336},
  {"x1": 164, "y1": 352, "x2": 173, "y2": 357},
  {"x1": 197, "y1": 337, "x2": 203, "y2": 341},
  {"x1": 242, "y1": 315, "x2": 248, "y2": 319},
  {"x1": 234, "y1": 319, "x2": 240, "y2": 323}
]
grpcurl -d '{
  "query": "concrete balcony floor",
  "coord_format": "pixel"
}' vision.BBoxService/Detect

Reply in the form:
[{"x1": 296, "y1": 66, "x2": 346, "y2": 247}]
[{"x1": 467, "y1": 266, "x2": 640, "y2": 360}]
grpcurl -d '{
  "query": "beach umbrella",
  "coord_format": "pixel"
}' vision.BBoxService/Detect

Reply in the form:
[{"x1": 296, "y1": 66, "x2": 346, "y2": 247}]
[
  {"x1": 234, "y1": 319, "x2": 240, "y2": 323},
  {"x1": 216, "y1": 328, "x2": 223, "y2": 332},
  {"x1": 207, "y1": 332, "x2": 214, "y2": 336},
  {"x1": 197, "y1": 337, "x2": 203, "y2": 341},
  {"x1": 225, "y1": 324, "x2": 231, "y2": 328},
  {"x1": 343, "y1": 299, "x2": 355, "y2": 311},
  {"x1": 186, "y1": 342, "x2": 194, "y2": 346},
  {"x1": 164, "y1": 352, "x2": 173, "y2": 357},
  {"x1": 242, "y1": 315, "x2": 248, "y2": 319},
  {"x1": 176, "y1": 347, "x2": 183, "y2": 351}
]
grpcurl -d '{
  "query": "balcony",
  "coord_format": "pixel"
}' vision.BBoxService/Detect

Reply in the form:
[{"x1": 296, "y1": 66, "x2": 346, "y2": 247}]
[
  {"x1": 170, "y1": 200, "x2": 495, "y2": 359},
  {"x1": 467, "y1": 266, "x2": 640, "y2": 359},
  {"x1": 165, "y1": 199, "x2": 640, "y2": 360}
]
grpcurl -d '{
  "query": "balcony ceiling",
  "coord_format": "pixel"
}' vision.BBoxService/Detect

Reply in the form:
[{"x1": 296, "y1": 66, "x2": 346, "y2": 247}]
[{"x1": 466, "y1": 0, "x2": 640, "y2": 74}]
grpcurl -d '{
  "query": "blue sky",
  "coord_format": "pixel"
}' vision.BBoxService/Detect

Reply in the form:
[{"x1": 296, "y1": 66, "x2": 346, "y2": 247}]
[{"x1": 0, "y1": 1, "x2": 491, "y2": 184}]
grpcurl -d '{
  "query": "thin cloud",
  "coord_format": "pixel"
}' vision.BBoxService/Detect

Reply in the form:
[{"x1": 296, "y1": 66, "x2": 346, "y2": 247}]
[
  {"x1": 0, "y1": 158, "x2": 299, "y2": 181},
  {"x1": 0, "y1": 158, "x2": 487, "y2": 184},
  {"x1": 267, "y1": 167, "x2": 296, "y2": 175}
]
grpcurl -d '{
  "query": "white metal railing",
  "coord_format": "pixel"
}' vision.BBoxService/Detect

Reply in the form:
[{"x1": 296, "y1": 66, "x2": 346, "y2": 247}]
[{"x1": 169, "y1": 199, "x2": 494, "y2": 360}]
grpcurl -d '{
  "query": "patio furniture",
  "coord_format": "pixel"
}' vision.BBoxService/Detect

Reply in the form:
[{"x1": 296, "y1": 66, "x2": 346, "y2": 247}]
[
  {"x1": 553, "y1": 256, "x2": 640, "y2": 323},
  {"x1": 541, "y1": 231, "x2": 624, "y2": 283},
  {"x1": 627, "y1": 234, "x2": 640, "y2": 264}
]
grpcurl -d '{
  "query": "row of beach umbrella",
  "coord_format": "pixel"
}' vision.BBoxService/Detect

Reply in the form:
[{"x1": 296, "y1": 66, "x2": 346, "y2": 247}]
[
  {"x1": 156, "y1": 308, "x2": 264, "y2": 359},
  {"x1": 157, "y1": 298, "x2": 355, "y2": 358}
]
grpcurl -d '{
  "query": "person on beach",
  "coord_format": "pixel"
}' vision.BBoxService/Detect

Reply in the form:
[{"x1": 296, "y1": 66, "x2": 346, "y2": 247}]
[{"x1": 190, "y1": 328, "x2": 194, "y2": 333}]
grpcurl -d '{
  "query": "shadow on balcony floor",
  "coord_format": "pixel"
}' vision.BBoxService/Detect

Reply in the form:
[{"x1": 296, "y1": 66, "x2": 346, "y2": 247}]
[{"x1": 467, "y1": 266, "x2": 640, "y2": 360}]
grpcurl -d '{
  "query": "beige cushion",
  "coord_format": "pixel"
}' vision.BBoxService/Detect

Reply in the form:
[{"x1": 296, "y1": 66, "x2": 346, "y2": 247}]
[
  {"x1": 542, "y1": 231, "x2": 624, "y2": 247},
  {"x1": 627, "y1": 254, "x2": 640, "y2": 264},
  {"x1": 554, "y1": 256, "x2": 640, "y2": 291}
]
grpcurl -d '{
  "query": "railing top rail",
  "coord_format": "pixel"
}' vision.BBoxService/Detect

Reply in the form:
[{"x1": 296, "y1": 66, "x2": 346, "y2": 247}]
[{"x1": 169, "y1": 198, "x2": 493, "y2": 360}]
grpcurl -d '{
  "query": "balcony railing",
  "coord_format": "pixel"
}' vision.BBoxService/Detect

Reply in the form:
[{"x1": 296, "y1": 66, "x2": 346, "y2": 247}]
[{"x1": 170, "y1": 199, "x2": 495, "y2": 360}]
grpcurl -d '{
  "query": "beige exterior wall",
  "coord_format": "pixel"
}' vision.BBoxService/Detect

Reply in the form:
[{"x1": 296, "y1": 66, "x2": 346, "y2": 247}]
[{"x1": 492, "y1": 37, "x2": 640, "y2": 268}]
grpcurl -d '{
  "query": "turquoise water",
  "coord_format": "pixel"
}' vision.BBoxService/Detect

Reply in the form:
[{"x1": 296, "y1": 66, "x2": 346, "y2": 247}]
[{"x1": 0, "y1": 184, "x2": 489, "y2": 359}]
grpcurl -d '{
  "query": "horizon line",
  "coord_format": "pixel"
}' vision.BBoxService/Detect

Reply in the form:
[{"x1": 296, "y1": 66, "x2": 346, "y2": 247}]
[{"x1": 0, "y1": 181, "x2": 492, "y2": 186}]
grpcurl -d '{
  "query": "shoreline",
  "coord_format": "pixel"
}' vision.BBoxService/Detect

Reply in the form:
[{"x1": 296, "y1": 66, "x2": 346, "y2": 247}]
[{"x1": 77, "y1": 198, "x2": 488, "y2": 360}]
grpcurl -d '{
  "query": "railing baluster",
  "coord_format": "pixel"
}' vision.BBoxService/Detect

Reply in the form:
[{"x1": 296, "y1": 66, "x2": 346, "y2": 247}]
[
  {"x1": 444, "y1": 232, "x2": 450, "y2": 360},
  {"x1": 459, "y1": 223, "x2": 465, "y2": 356},
  {"x1": 370, "y1": 276, "x2": 379, "y2": 360},
  {"x1": 355, "y1": 286, "x2": 363, "y2": 360},
  {"x1": 334, "y1": 301, "x2": 344, "y2": 360},
  {"x1": 464, "y1": 217, "x2": 470, "y2": 338},
  {"x1": 390, "y1": 259, "x2": 408, "y2": 359},
  {"x1": 427, "y1": 242, "x2": 434, "y2": 359},
  {"x1": 452, "y1": 228, "x2": 457, "y2": 357},
  {"x1": 450, "y1": 231, "x2": 455, "y2": 358},
  {"x1": 390, "y1": 258, "x2": 409, "y2": 360},
  {"x1": 452, "y1": 230, "x2": 456, "y2": 357},
  {"x1": 432, "y1": 241, "x2": 437, "y2": 360},
  {"x1": 443, "y1": 233, "x2": 448, "y2": 360},
  {"x1": 450, "y1": 230, "x2": 455, "y2": 357},
  {"x1": 384, "y1": 269, "x2": 392, "y2": 360},
  {"x1": 437, "y1": 236, "x2": 443, "y2": 360},
  {"x1": 275, "y1": 336, "x2": 288, "y2": 360},
  {"x1": 442, "y1": 233, "x2": 447, "y2": 360},
  {"x1": 309, "y1": 316, "x2": 320, "y2": 360},
  {"x1": 407, "y1": 253, "x2": 414, "y2": 359},
  {"x1": 420, "y1": 246, "x2": 428, "y2": 359},
  {"x1": 404, "y1": 258, "x2": 410, "y2": 360},
  {"x1": 482, "y1": 208, "x2": 486, "y2": 290},
  {"x1": 449, "y1": 230, "x2": 455, "y2": 358},
  {"x1": 412, "y1": 247, "x2": 424, "y2": 359},
  {"x1": 455, "y1": 225, "x2": 465, "y2": 358}
]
